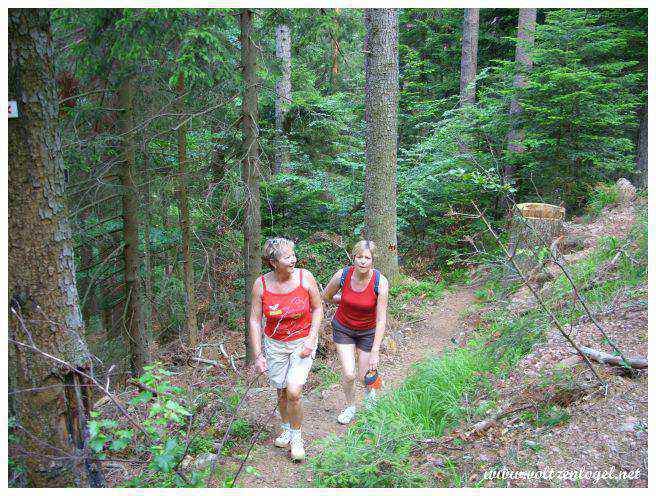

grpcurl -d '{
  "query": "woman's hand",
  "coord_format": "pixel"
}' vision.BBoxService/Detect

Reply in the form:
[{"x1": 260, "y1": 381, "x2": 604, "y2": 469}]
[
  {"x1": 368, "y1": 349, "x2": 380, "y2": 371},
  {"x1": 299, "y1": 336, "x2": 316, "y2": 358},
  {"x1": 254, "y1": 354, "x2": 268, "y2": 374}
]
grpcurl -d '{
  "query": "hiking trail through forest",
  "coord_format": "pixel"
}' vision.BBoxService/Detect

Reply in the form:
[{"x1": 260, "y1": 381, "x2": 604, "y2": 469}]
[{"x1": 235, "y1": 287, "x2": 476, "y2": 487}]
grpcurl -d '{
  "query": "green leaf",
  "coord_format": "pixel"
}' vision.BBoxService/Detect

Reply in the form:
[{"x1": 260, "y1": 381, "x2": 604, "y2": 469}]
[
  {"x1": 165, "y1": 400, "x2": 192, "y2": 417},
  {"x1": 109, "y1": 437, "x2": 131, "y2": 451},
  {"x1": 89, "y1": 434, "x2": 109, "y2": 452},
  {"x1": 88, "y1": 420, "x2": 100, "y2": 439},
  {"x1": 129, "y1": 391, "x2": 153, "y2": 406}
]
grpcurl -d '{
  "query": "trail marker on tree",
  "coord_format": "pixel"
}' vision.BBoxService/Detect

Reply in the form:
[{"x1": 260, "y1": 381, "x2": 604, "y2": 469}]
[{"x1": 9, "y1": 100, "x2": 18, "y2": 117}]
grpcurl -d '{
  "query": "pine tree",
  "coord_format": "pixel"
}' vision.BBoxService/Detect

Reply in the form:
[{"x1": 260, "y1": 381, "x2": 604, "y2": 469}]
[
  {"x1": 274, "y1": 21, "x2": 292, "y2": 173},
  {"x1": 8, "y1": 8, "x2": 103, "y2": 487},
  {"x1": 502, "y1": 8, "x2": 537, "y2": 211},
  {"x1": 364, "y1": 8, "x2": 400, "y2": 284},
  {"x1": 241, "y1": 9, "x2": 262, "y2": 360}
]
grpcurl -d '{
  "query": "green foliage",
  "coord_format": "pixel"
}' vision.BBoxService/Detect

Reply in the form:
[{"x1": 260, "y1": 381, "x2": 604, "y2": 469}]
[
  {"x1": 313, "y1": 362, "x2": 341, "y2": 391},
  {"x1": 585, "y1": 182, "x2": 620, "y2": 217},
  {"x1": 390, "y1": 278, "x2": 447, "y2": 302},
  {"x1": 87, "y1": 363, "x2": 214, "y2": 487}
]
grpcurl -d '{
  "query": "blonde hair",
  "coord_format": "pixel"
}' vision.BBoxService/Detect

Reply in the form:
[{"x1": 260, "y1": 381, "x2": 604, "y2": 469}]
[
  {"x1": 262, "y1": 237, "x2": 295, "y2": 268},
  {"x1": 351, "y1": 240, "x2": 376, "y2": 261}
]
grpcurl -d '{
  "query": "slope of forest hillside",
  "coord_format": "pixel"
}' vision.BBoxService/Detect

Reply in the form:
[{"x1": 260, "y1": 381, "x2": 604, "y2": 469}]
[
  {"x1": 308, "y1": 185, "x2": 647, "y2": 489},
  {"x1": 440, "y1": 192, "x2": 648, "y2": 488}
]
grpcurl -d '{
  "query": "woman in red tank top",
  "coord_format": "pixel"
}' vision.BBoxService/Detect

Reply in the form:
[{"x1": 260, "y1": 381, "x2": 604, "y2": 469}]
[
  {"x1": 248, "y1": 238, "x2": 323, "y2": 461},
  {"x1": 322, "y1": 240, "x2": 389, "y2": 425}
]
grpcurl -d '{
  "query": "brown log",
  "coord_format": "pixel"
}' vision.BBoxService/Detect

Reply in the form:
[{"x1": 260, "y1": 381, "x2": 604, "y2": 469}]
[{"x1": 578, "y1": 346, "x2": 647, "y2": 369}]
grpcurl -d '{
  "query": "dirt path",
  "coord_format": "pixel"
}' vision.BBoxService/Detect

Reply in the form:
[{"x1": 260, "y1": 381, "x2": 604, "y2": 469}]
[{"x1": 235, "y1": 286, "x2": 476, "y2": 488}]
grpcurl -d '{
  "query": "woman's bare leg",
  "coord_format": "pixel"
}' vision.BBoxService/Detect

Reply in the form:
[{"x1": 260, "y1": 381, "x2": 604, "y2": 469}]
[
  {"x1": 335, "y1": 343, "x2": 357, "y2": 406},
  {"x1": 286, "y1": 383, "x2": 303, "y2": 430},
  {"x1": 356, "y1": 347, "x2": 372, "y2": 396},
  {"x1": 276, "y1": 388, "x2": 289, "y2": 424}
]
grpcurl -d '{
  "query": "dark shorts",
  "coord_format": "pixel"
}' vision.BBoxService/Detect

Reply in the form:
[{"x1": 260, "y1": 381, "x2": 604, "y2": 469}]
[{"x1": 332, "y1": 319, "x2": 376, "y2": 352}]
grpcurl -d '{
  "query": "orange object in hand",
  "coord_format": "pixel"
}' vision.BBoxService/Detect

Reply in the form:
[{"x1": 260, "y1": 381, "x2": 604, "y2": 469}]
[{"x1": 364, "y1": 369, "x2": 382, "y2": 389}]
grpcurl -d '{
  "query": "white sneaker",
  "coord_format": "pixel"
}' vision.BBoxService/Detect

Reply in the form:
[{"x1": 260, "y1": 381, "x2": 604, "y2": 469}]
[
  {"x1": 289, "y1": 429, "x2": 305, "y2": 461},
  {"x1": 337, "y1": 405, "x2": 356, "y2": 425},
  {"x1": 274, "y1": 425, "x2": 291, "y2": 448}
]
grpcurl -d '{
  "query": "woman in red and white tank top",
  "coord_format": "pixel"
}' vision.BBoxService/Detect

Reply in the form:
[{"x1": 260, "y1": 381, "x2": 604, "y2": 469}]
[
  {"x1": 322, "y1": 240, "x2": 389, "y2": 425},
  {"x1": 248, "y1": 238, "x2": 323, "y2": 461}
]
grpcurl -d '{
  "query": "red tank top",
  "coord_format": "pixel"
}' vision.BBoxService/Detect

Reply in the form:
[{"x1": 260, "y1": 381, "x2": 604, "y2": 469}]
[
  {"x1": 261, "y1": 269, "x2": 312, "y2": 342},
  {"x1": 334, "y1": 267, "x2": 378, "y2": 331}
]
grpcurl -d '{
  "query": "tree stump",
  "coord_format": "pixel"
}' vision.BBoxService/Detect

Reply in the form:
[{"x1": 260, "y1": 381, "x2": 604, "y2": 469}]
[{"x1": 507, "y1": 202, "x2": 565, "y2": 279}]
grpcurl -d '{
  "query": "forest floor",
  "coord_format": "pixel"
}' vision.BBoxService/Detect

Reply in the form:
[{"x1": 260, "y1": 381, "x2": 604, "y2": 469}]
[{"x1": 233, "y1": 287, "x2": 476, "y2": 487}]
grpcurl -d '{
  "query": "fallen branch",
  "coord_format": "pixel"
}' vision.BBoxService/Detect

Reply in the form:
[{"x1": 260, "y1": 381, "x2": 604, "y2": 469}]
[
  {"x1": 578, "y1": 346, "x2": 647, "y2": 369},
  {"x1": 191, "y1": 357, "x2": 224, "y2": 368}
]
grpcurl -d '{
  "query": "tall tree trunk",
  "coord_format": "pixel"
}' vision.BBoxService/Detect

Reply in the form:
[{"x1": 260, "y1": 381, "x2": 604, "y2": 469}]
[
  {"x1": 8, "y1": 9, "x2": 103, "y2": 487},
  {"x1": 459, "y1": 8, "x2": 479, "y2": 107},
  {"x1": 502, "y1": 8, "x2": 538, "y2": 211},
  {"x1": 364, "y1": 8, "x2": 400, "y2": 284},
  {"x1": 458, "y1": 8, "x2": 479, "y2": 155},
  {"x1": 635, "y1": 105, "x2": 647, "y2": 188},
  {"x1": 141, "y1": 140, "x2": 154, "y2": 342},
  {"x1": 176, "y1": 73, "x2": 198, "y2": 347},
  {"x1": 274, "y1": 23, "x2": 292, "y2": 174},
  {"x1": 330, "y1": 9, "x2": 341, "y2": 93},
  {"x1": 241, "y1": 9, "x2": 262, "y2": 361},
  {"x1": 118, "y1": 76, "x2": 149, "y2": 376}
]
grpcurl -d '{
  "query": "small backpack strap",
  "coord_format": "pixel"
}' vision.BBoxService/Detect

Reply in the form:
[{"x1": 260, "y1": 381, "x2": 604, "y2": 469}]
[
  {"x1": 260, "y1": 275, "x2": 267, "y2": 291},
  {"x1": 373, "y1": 270, "x2": 380, "y2": 296},
  {"x1": 299, "y1": 268, "x2": 304, "y2": 285},
  {"x1": 339, "y1": 266, "x2": 350, "y2": 287}
]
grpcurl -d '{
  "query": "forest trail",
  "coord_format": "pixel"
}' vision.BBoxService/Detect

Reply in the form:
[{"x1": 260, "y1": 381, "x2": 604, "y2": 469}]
[{"x1": 235, "y1": 286, "x2": 476, "y2": 488}]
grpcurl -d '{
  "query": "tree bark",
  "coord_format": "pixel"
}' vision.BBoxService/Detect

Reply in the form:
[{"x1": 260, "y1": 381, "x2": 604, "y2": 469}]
[
  {"x1": 274, "y1": 23, "x2": 292, "y2": 174},
  {"x1": 635, "y1": 105, "x2": 647, "y2": 188},
  {"x1": 459, "y1": 8, "x2": 479, "y2": 107},
  {"x1": 502, "y1": 8, "x2": 538, "y2": 211},
  {"x1": 141, "y1": 140, "x2": 154, "y2": 342},
  {"x1": 458, "y1": 8, "x2": 479, "y2": 155},
  {"x1": 118, "y1": 76, "x2": 149, "y2": 376},
  {"x1": 176, "y1": 73, "x2": 198, "y2": 347},
  {"x1": 364, "y1": 8, "x2": 400, "y2": 284},
  {"x1": 241, "y1": 9, "x2": 262, "y2": 361},
  {"x1": 8, "y1": 8, "x2": 103, "y2": 487},
  {"x1": 330, "y1": 9, "x2": 341, "y2": 93},
  {"x1": 578, "y1": 346, "x2": 647, "y2": 370}
]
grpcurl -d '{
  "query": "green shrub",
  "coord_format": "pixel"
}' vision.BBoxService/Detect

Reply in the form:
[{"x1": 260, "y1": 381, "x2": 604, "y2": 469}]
[{"x1": 586, "y1": 182, "x2": 620, "y2": 217}]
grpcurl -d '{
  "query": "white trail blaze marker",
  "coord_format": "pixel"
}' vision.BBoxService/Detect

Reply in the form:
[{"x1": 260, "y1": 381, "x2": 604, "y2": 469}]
[{"x1": 9, "y1": 101, "x2": 18, "y2": 118}]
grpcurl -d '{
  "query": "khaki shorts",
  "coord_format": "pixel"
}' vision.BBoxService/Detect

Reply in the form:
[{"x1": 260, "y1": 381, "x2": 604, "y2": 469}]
[{"x1": 263, "y1": 334, "x2": 316, "y2": 389}]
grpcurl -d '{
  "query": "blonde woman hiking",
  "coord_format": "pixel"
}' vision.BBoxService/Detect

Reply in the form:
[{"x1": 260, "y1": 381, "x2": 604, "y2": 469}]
[
  {"x1": 248, "y1": 237, "x2": 323, "y2": 461},
  {"x1": 322, "y1": 240, "x2": 389, "y2": 425}
]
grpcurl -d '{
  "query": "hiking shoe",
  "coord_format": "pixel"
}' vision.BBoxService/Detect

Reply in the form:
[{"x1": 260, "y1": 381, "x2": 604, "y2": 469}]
[
  {"x1": 337, "y1": 405, "x2": 356, "y2": 425},
  {"x1": 274, "y1": 426, "x2": 291, "y2": 448},
  {"x1": 290, "y1": 430, "x2": 305, "y2": 461}
]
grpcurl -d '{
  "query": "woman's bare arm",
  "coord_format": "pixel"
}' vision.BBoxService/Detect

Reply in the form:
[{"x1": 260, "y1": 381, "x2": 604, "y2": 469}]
[
  {"x1": 300, "y1": 269, "x2": 323, "y2": 357},
  {"x1": 368, "y1": 274, "x2": 389, "y2": 370},
  {"x1": 322, "y1": 269, "x2": 344, "y2": 305}
]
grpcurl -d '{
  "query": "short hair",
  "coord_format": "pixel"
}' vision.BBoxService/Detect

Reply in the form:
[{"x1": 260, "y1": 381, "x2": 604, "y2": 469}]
[
  {"x1": 262, "y1": 237, "x2": 295, "y2": 268},
  {"x1": 351, "y1": 240, "x2": 376, "y2": 260}
]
